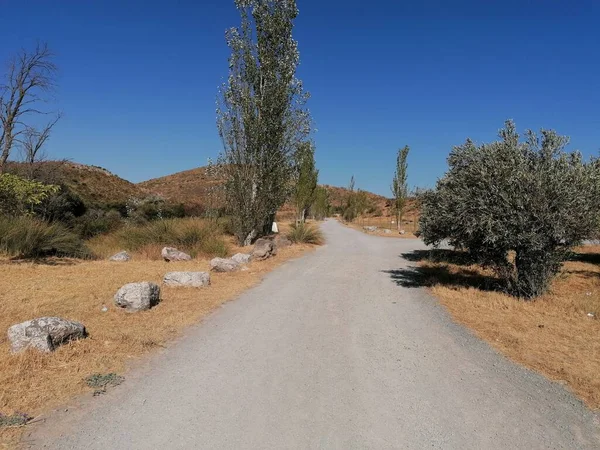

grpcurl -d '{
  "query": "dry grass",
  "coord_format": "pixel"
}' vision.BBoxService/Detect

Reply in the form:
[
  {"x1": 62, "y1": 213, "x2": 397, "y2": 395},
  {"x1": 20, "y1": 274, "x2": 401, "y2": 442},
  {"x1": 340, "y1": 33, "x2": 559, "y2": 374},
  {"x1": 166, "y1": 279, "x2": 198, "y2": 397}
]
[
  {"x1": 0, "y1": 243, "x2": 313, "y2": 447},
  {"x1": 343, "y1": 214, "x2": 419, "y2": 238},
  {"x1": 413, "y1": 246, "x2": 600, "y2": 409}
]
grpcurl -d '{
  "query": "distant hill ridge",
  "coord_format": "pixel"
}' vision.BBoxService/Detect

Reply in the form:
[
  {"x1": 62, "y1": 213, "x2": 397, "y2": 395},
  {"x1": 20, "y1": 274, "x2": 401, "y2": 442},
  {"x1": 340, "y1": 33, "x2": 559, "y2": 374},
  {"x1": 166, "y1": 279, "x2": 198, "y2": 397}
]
[{"x1": 7, "y1": 161, "x2": 393, "y2": 214}]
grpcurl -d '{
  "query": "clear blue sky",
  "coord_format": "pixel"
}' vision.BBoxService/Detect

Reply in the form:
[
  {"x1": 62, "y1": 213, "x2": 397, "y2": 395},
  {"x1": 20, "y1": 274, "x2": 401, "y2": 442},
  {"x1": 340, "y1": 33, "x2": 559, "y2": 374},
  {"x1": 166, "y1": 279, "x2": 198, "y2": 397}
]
[{"x1": 1, "y1": 0, "x2": 599, "y2": 195}]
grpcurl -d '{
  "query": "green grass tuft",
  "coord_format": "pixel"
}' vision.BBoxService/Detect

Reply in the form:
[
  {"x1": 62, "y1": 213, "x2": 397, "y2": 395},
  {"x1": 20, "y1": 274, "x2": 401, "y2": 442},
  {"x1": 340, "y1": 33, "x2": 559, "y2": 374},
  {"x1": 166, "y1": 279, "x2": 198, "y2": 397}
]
[{"x1": 287, "y1": 222, "x2": 324, "y2": 245}]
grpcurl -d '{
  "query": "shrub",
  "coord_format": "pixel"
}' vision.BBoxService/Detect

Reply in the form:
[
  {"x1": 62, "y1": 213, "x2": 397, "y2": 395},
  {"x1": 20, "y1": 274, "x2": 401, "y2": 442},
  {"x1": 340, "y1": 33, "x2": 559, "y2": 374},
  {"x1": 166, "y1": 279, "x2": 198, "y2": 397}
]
[
  {"x1": 0, "y1": 216, "x2": 91, "y2": 259},
  {"x1": 419, "y1": 120, "x2": 600, "y2": 299},
  {"x1": 287, "y1": 222, "x2": 324, "y2": 245},
  {"x1": 74, "y1": 209, "x2": 123, "y2": 239},
  {"x1": 0, "y1": 173, "x2": 59, "y2": 216},
  {"x1": 116, "y1": 218, "x2": 229, "y2": 257},
  {"x1": 34, "y1": 186, "x2": 87, "y2": 224}
]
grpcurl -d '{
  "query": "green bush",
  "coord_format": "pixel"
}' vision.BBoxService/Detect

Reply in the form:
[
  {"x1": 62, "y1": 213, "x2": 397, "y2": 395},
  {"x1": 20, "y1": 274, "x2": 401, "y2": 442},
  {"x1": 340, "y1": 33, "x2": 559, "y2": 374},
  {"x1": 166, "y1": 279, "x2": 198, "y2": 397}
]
[
  {"x1": 116, "y1": 219, "x2": 229, "y2": 257},
  {"x1": 287, "y1": 222, "x2": 324, "y2": 245},
  {"x1": 419, "y1": 120, "x2": 600, "y2": 299},
  {"x1": 74, "y1": 209, "x2": 123, "y2": 239},
  {"x1": 0, "y1": 173, "x2": 60, "y2": 216},
  {"x1": 0, "y1": 216, "x2": 91, "y2": 259}
]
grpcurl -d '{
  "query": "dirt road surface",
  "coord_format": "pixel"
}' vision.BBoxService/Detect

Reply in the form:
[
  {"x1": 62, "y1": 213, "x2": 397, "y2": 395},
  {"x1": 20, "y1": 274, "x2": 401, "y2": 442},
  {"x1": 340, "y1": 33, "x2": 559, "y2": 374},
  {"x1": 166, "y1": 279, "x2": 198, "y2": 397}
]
[{"x1": 28, "y1": 220, "x2": 600, "y2": 449}]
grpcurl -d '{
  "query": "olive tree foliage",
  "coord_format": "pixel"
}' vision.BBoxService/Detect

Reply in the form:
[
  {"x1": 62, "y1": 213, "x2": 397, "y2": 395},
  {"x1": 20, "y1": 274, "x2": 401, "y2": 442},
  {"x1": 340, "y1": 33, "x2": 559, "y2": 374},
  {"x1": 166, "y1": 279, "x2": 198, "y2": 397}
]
[
  {"x1": 419, "y1": 120, "x2": 600, "y2": 299},
  {"x1": 0, "y1": 43, "x2": 59, "y2": 173},
  {"x1": 391, "y1": 145, "x2": 409, "y2": 230},
  {"x1": 293, "y1": 141, "x2": 318, "y2": 222},
  {"x1": 216, "y1": 0, "x2": 312, "y2": 245}
]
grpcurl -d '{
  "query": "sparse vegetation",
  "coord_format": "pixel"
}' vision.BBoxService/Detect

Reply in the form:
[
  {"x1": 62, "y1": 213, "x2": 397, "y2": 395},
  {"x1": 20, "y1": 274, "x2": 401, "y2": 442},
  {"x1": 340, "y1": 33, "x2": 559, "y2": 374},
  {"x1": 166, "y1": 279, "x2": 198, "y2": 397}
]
[
  {"x1": 287, "y1": 222, "x2": 324, "y2": 245},
  {"x1": 85, "y1": 373, "x2": 125, "y2": 396},
  {"x1": 419, "y1": 120, "x2": 600, "y2": 299},
  {"x1": 0, "y1": 412, "x2": 32, "y2": 428}
]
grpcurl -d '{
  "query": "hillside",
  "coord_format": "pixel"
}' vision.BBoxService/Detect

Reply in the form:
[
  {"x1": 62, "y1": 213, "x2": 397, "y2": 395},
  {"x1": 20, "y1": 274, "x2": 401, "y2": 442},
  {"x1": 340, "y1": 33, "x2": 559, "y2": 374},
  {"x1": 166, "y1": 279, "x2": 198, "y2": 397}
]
[
  {"x1": 7, "y1": 161, "x2": 146, "y2": 207},
  {"x1": 323, "y1": 184, "x2": 392, "y2": 216},
  {"x1": 138, "y1": 166, "x2": 224, "y2": 214},
  {"x1": 138, "y1": 168, "x2": 395, "y2": 218}
]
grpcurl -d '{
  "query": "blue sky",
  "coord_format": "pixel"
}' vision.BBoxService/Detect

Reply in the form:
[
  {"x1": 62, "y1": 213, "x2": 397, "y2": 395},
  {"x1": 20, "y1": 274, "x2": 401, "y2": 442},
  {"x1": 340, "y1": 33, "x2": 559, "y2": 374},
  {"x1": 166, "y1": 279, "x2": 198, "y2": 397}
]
[{"x1": 1, "y1": 0, "x2": 599, "y2": 196}]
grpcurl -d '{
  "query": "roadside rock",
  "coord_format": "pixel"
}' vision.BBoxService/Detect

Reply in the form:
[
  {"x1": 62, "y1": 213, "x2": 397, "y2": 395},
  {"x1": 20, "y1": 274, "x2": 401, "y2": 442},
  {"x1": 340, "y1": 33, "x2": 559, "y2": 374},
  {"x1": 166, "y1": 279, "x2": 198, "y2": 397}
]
[
  {"x1": 109, "y1": 251, "x2": 131, "y2": 262},
  {"x1": 274, "y1": 235, "x2": 292, "y2": 249},
  {"x1": 383, "y1": 229, "x2": 392, "y2": 234},
  {"x1": 399, "y1": 229, "x2": 406, "y2": 235},
  {"x1": 252, "y1": 238, "x2": 276, "y2": 260},
  {"x1": 7, "y1": 317, "x2": 87, "y2": 353},
  {"x1": 210, "y1": 257, "x2": 240, "y2": 272},
  {"x1": 161, "y1": 247, "x2": 192, "y2": 262},
  {"x1": 114, "y1": 282, "x2": 161, "y2": 312},
  {"x1": 163, "y1": 272, "x2": 210, "y2": 287},
  {"x1": 231, "y1": 253, "x2": 252, "y2": 265},
  {"x1": 363, "y1": 226, "x2": 378, "y2": 232}
]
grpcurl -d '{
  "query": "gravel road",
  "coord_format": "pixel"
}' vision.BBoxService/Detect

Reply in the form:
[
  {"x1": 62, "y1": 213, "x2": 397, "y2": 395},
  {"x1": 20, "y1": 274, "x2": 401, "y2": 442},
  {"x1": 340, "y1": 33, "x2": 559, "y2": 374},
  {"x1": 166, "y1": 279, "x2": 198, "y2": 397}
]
[{"x1": 29, "y1": 220, "x2": 600, "y2": 449}]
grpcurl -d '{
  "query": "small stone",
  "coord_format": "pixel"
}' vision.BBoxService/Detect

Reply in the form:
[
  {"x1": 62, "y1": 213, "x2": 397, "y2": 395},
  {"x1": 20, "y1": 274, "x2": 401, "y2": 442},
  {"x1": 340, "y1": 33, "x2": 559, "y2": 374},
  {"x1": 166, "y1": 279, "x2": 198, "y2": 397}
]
[
  {"x1": 363, "y1": 226, "x2": 377, "y2": 232},
  {"x1": 163, "y1": 272, "x2": 210, "y2": 287},
  {"x1": 210, "y1": 258, "x2": 240, "y2": 272},
  {"x1": 587, "y1": 313, "x2": 596, "y2": 318},
  {"x1": 161, "y1": 247, "x2": 192, "y2": 262},
  {"x1": 383, "y1": 229, "x2": 392, "y2": 234},
  {"x1": 114, "y1": 282, "x2": 160, "y2": 312},
  {"x1": 109, "y1": 251, "x2": 131, "y2": 262},
  {"x1": 7, "y1": 317, "x2": 87, "y2": 353},
  {"x1": 231, "y1": 253, "x2": 252, "y2": 265},
  {"x1": 399, "y1": 229, "x2": 406, "y2": 235},
  {"x1": 101, "y1": 306, "x2": 108, "y2": 312}
]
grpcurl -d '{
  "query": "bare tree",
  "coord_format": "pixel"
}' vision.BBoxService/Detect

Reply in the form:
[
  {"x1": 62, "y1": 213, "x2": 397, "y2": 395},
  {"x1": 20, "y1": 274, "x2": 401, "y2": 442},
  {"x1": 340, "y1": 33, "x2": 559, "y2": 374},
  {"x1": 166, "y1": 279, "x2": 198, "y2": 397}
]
[
  {"x1": 20, "y1": 114, "x2": 60, "y2": 165},
  {"x1": 0, "y1": 43, "x2": 57, "y2": 173}
]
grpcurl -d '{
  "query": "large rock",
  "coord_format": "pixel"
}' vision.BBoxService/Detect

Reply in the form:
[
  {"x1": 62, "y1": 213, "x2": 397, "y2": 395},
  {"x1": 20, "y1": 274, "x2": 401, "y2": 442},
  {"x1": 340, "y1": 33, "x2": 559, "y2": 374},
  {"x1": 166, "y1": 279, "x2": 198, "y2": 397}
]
[
  {"x1": 114, "y1": 282, "x2": 160, "y2": 312},
  {"x1": 7, "y1": 317, "x2": 87, "y2": 353},
  {"x1": 363, "y1": 226, "x2": 378, "y2": 232},
  {"x1": 210, "y1": 257, "x2": 240, "y2": 272},
  {"x1": 252, "y1": 238, "x2": 276, "y2": 261},
  {"x1": 161, "y1": 247, "x2": 192, "y2": 262},
  {"x1": 231, "y1": 253, "x2": 252, "y2": 265},
  {"x1": 109, "y1": 251, "x2": 131, "y2": 262},
  {"x1": 163, "y1": 272, "x2": 210, "y2": 287},
  {"x1": 274, "y1": 235, "x2": 292, "y2": 249}
]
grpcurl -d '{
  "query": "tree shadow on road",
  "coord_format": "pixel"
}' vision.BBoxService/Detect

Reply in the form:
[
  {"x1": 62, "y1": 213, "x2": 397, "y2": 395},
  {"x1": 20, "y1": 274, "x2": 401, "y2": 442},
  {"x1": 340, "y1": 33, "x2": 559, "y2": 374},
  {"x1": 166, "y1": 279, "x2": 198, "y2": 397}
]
[{"x1": 383, "y1": 249, "x2": 502, "y2": 292}]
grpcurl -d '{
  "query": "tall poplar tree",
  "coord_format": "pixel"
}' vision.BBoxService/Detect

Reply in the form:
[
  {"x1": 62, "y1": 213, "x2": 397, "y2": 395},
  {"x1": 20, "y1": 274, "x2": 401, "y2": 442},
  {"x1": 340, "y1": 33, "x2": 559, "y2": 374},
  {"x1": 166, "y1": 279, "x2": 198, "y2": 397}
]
[
  {"x1": 217, "y1": 0, "x2": 312, "y2": 245},
  {"x1": 391, "y1": 146, "x2": 409, "y2": 230}
]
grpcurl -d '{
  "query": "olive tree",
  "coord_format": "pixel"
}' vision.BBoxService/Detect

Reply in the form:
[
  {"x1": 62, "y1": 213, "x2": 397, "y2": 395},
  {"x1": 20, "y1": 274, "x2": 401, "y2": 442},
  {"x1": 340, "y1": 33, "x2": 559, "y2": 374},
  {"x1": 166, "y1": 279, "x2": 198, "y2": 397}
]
[
  {"x1": 216, "y1": 0, "x2": 312, "y2": 245},
  {"x1": 419, "y1": 120, "x2": 600, "y2": 299}
]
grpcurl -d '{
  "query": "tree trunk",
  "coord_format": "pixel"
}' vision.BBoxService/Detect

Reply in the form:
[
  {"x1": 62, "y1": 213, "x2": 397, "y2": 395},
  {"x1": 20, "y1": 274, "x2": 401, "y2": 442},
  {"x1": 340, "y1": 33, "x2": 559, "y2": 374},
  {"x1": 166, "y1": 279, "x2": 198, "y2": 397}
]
[{"x1": 243, "y1": 229, "x2": 257, "y2": 247}]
